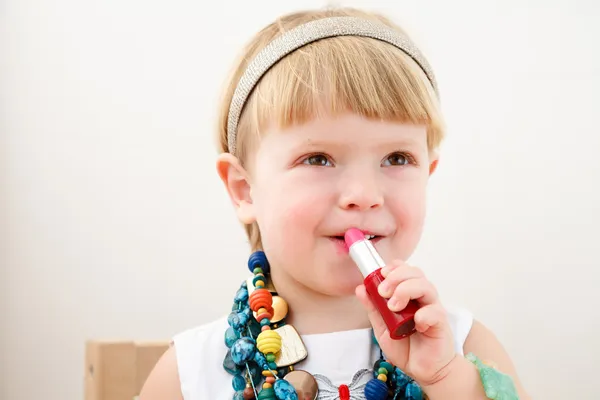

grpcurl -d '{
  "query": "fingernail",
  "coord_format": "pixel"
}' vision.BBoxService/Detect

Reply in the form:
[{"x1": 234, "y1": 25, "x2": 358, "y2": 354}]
[{"x1": 388, "y1": 299, "x2": 398, "y2": 311}]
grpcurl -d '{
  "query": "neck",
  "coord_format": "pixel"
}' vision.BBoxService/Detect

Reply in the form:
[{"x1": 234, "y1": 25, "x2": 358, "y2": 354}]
[{"x1": 269, "y1": 267, "x2": 371, "y2": 335}]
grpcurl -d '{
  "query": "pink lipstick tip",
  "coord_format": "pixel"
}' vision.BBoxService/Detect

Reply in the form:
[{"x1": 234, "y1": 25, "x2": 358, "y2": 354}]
[{"x1": 344, "y1": 228, "x2": 365, "y2": 248}]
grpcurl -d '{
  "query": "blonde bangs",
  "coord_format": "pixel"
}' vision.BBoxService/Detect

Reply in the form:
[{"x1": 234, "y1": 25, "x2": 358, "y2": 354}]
[{"x1": 238, "y1": 36, "x2": 444, "y2": 159}]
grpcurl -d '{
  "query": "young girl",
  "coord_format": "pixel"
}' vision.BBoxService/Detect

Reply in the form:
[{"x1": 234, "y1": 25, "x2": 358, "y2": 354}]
[{"x1": 140, "y1": 6, "x2": 529, "y2": 400}]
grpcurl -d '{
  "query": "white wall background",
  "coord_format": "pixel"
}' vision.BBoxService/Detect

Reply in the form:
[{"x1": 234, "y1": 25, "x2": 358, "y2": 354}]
[{"x1": 2, "y1": 0, "x2": 599, "y2": 399}]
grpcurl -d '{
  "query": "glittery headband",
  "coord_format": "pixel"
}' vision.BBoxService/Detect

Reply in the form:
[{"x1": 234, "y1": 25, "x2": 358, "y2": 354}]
[{"x1": 226, "y1": 16, "x2": 439, "y2": 155}]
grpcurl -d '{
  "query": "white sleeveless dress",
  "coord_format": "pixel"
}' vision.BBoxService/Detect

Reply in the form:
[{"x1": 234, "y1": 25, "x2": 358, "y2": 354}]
[{"x1": 172, "y1": 306, "x2": 473, "y2": 399}]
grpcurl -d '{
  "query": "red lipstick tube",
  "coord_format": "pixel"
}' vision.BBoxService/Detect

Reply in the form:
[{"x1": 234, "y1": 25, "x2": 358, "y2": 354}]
[{"x1": 345, "y1": 228, "x2": 419, "y2": 340}]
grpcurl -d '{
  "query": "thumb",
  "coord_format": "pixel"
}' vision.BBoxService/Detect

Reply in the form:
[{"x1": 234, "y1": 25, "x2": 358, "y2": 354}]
[{"x1": 355, "y1": 284, "x2": 389, "y2": 341}]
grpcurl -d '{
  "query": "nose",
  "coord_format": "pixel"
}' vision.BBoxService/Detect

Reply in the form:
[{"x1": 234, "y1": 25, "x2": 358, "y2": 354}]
[{"x1": 338, "y1": 169, "x2": 384, "y2": 211}]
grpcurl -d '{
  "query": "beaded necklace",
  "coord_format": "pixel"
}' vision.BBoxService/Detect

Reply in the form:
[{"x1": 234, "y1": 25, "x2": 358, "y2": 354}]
[{"x1": 222, "y1": 251, "x2": 426, "y2": 400}]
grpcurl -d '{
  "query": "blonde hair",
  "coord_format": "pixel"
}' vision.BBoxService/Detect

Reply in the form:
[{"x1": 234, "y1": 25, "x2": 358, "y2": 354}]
[{"x1": 216, "y1": 7, "x2": 445, "y2": 251}]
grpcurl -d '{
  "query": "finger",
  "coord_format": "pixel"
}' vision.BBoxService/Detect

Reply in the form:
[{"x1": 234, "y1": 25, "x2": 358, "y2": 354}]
[
  {"x1": 380, "y1": 259, "x2": 403, "y2": 277},
  {"x1": 355, "y1": 284, "x2": 389, "y2": 339},
  {"x1": 378, "y1": 265, "x2": 425, "y2": 298},
  {"x1": 387, "y1": 278, "x2": 438, "y2": 312},
  {"x1": 413, "y1": 304, "x2": 448, "y2": 337}
]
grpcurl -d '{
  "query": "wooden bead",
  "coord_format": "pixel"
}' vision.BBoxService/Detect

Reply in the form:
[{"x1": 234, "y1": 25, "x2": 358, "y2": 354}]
[
  {"x1": 377, "y1": 373, "x2": 387, "y2": 382},
  {"x1": 249, "y1": 289, "x2": 272, "y2": 312},
  {"x1": 243, "y1": 387, "x2": 255, "y2": 400},
  {"x1": 257, "y1": 330, "x2": 282, "y2": 354}
]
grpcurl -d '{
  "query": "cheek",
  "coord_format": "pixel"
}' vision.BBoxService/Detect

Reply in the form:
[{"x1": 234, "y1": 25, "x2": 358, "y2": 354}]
[
  {"x1": 389, "y1": 181, "x2": 428, "y2": 256},
  {"x1": 253, "y1": 175, "x2": 330, "y2": 252}
]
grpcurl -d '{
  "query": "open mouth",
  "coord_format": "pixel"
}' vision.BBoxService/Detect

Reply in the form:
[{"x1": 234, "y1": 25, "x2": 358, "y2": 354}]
[{"x1": 329, "y1": 234, "x2": 382, "y2": 242}]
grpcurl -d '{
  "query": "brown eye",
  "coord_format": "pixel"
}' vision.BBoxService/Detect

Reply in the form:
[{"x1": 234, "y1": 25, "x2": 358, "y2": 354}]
[
  {"x1": 303, "y1": 154, "x2": 332, "y2": 166},
  {"x1": 382, "y1": 152, "x2": 411, "y2": 166}
]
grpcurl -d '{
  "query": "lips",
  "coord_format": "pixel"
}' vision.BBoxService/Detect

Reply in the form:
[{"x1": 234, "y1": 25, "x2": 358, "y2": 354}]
[
  {"x1": 329, "y1": 231, "x2": 384, "y2": 241},
  {"x1": 328, "y1": 233, "x2": 384, "y2": 247}
]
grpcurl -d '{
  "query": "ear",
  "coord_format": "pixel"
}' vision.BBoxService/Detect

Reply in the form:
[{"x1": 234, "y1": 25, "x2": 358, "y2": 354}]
[
  {"x1": 216, "y1": 153, "x2": 256, "y2": 224},
  {"x1": 429, "y1": 153, "x2": 439, "y2": 176}
]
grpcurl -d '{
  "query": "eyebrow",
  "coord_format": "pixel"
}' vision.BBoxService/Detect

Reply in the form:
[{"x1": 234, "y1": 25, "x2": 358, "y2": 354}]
[{"x1": 297, "y1": 136, "x2": 425, "y2": 151}]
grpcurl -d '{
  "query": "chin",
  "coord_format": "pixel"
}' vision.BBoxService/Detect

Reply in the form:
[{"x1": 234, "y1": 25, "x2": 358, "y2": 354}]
[{"x1": 317, "y1": 269, "x2": 365, "y2": 297}]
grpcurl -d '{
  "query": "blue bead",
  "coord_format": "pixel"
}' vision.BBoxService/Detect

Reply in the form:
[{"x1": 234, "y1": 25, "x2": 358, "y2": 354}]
[
  {"x1": 405, "y1": 381, "x2": 423, "y2": 400},
  {"x1": 233, "y1": 390, "x2": 244, "y2": 400},
  {"x1": 231, "y1": 337, "x2": 256, "y2": 365},
  {"x1": 235, "y1": 287, "x2": 249, "y2": 302},
  {"x1": 274, "y1": 379, "x2": 298, "y2": 400},
  {"x1": 228, "y1": 310, "x2": 250, "y2": 331},
  {"x1": 268, "y1": 361, "x2": 277, "y2": 370},
  {"x1": 364, "y1": 379, "x2": 388, "y2": 400},
  {"x1": 223, "y1": 349, "x2": 241, "y2": 375},
  {"x1": 253, "y1": 349, "x2": 268, "y2": 367},
  {"x1": 392, "y1": 368, "x2": 411, "y2": 390},
  {"x1": 248, "y1": 251, "x2": 270, "y2": 274},
  {"x1": 225, "y1": 327, "x2": 240, "y2": 348},
  {"x1": 232, "y1": 374, "x2": 246, "y2": 391}
]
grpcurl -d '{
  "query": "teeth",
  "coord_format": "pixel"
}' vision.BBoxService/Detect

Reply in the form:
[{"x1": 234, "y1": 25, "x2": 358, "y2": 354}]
[{"x1": 365, "y1": 234, "x2": 376, "y2": 240}]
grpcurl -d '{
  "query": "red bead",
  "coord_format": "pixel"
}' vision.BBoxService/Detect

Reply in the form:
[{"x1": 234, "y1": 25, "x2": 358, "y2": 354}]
[
  {"x1": 243, "y1": 387, "x2": 255, "y2": 399},
  {"x1": 339, "y1": 384, "x2": 350, "y2": 400},
  {"x1": 256, "y1": 310, "x2": 273, "y2": 321},
  {"x1": 249, "y1": 289, "x2": 272, "y2": 312}
]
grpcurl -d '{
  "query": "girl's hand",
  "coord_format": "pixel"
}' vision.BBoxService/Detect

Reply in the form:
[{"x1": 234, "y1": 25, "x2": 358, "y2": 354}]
[{"x1": 355, "y1": 260, "x2": 457, "y2": 387}]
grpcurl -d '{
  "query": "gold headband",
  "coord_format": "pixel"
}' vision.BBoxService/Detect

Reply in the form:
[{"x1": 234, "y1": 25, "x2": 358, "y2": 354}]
[{"x1": 226, "y1": 16, "x2": 438, "y2": 155}]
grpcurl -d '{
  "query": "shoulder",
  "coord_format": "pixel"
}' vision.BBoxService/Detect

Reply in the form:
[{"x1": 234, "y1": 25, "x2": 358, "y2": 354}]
[
  {"x1": 463, "y1": 319, "x2": 531, "y2": 399},
  {"x1": 140, "y1": 316, "x2": 232, "y2": 400}
]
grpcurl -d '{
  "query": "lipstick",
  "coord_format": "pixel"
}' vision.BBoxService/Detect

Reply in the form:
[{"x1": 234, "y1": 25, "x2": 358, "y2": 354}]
[{"x1": 345, "y1": 228, "x2": 418, "y2": 340}]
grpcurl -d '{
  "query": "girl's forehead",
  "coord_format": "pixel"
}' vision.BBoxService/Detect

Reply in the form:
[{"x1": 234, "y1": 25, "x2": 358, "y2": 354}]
[{"x1": 261, "y1": 114, "x2": 429, "y2": 149}]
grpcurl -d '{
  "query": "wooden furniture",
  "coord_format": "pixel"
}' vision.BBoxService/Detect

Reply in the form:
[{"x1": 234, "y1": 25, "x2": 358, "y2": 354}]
[{"x1": 84, "y1": 340, "x2": 170, "y2": 400}]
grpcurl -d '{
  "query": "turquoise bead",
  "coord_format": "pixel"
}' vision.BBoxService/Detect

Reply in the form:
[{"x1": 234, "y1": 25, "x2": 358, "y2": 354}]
[
  {"x1": 253, "y1": 275, "x2": 265, "y2": 286},
  {"x1": 380, "y1": 362, "x2": 394, "y2": 374},
  {"x1": 274, "y1": 379, "x2": 298, "y2": 400},
  {"x1": 235, "y1": 287, "x2": 249, "y2": 302},
  {"x1": 230, "y1": 309, "x2": 251, "y2": 330},
  {"x1": 260, "y1": 318, "x2": 271, "y2": 326},
  {"x1": 257, "y1": 387, "x2": 276, "y2": 400},
  {"x1": 405, "y1": 381, "x2": 423, "y2": 400},
  {"x1": 231, "y1": 337, "x2": 256, "y2": 365},
  {"x1": 225, "y1": 327, "x2": 240, "y2": 348},
  {"x1": 268, "y1": 361, "x2": 278, "y2": 370},
  {"x1": 232, "y1": 374, "x2": 246, "y2": 391},
  {"x1": 233, "y1": 390, "x2": 245, "y2": 400},
  {"x1": 223, "y1": 349, "x2": 241, "y2": 375},
  {"x1": 392, "y1": 368, "x2": 411, "y2": 389}
]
